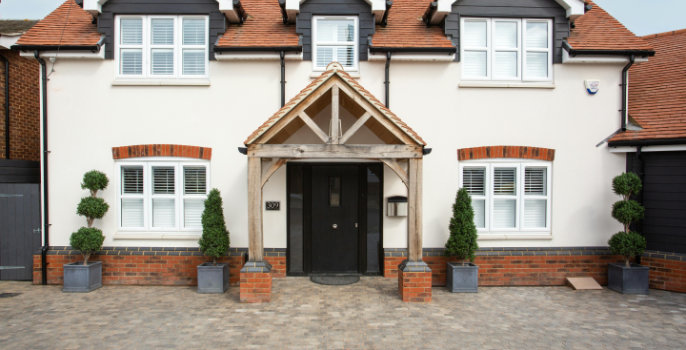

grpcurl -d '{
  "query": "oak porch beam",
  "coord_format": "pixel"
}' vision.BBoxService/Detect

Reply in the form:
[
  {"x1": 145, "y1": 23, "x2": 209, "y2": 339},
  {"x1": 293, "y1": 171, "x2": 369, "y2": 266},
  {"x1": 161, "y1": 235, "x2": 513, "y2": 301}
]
[
  {"x1": 261, "y1": 158, "x2": 287, "y2": 188},
  {"x1": 340, "y1": 112, "x2": 371, "y2": 144},
  {"x1": 380, "y1": 159, "x2": 408, "y2": 188},
  {"x1": 298, "y1": 111, "x2": 329, "y2": 143},
  {"x1": 247, "y1": 144, "x2": 422, "y2": 159},
  {"x1": 331, "y1": 85, "x2": 340, "y2": 144}
]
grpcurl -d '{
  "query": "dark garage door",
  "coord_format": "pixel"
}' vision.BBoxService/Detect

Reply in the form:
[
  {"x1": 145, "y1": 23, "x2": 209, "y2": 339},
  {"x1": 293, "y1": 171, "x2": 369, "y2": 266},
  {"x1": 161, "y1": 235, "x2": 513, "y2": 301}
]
[
  {"x1": 639, "y1": 151, "x2": 686, "y2": 254},
  {"x1": 0, "y1": 183, "x2": 41, "y2": 280}
]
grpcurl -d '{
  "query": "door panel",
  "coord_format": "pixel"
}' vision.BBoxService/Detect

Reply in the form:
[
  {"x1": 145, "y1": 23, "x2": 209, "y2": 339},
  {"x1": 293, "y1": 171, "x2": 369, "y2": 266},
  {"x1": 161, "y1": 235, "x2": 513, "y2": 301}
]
[
  {"x1": 0, "y1": 184, "x2": 41, "y2": 280},
  {"x1": 311, "y1": 165, "x2": 359, "y2": 273}
]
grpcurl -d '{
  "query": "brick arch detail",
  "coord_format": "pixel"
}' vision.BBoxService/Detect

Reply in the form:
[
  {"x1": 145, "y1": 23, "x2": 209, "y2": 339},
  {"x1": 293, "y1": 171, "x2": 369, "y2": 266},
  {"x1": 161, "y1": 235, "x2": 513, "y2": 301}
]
[
  {"x1": 112, "y1": 144, "x2": 212, "y2": 160},
  {"x1": 458, "y1": 146, "x2": 555, "y2": 161}
]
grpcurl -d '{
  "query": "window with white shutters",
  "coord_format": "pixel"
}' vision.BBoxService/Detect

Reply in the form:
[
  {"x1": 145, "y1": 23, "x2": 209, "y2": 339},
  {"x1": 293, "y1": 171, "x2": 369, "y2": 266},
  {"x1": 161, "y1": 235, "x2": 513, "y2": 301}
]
[
  {"x1": 461, "y1": 18, "x2": 552, "y2": 81},
  {"x1": 313, "y1": 16, "x2": 358, "y2": 71},
  {"x1": 460, "y1": 162, "x2": 551, "y2": 235},
  {"x1": 117, "y1": 161, "x2": 209, "y2": 232},
  {"x1": 116, "y1": 16, "x2": 208, "y2": 78}
]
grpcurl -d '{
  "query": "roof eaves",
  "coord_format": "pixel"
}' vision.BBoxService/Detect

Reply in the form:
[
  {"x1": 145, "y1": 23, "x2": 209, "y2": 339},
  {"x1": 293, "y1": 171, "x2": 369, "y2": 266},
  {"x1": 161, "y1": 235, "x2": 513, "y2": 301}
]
[
  {"x1": 214, "y1": 46, "x2": 302, "y2": 52},
  {"x1": 12, "y1": 35, "x2": 105, "y2": 52},
  {"x1": 369, "y1": 46, "x2": 456, "y2": 53},
  {"x1": 562, "y1": 41, "x2": 655, "y2": 57},
  {"x1": 608, "y1": 137, "x2": 686, "y2": 147}
]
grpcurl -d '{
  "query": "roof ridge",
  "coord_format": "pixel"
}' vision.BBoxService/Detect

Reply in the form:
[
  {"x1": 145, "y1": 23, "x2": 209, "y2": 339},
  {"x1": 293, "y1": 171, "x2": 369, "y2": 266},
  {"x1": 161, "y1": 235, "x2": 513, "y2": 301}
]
[{"x1": 642, "y1": 28, "x2": 686, "y2": 39}]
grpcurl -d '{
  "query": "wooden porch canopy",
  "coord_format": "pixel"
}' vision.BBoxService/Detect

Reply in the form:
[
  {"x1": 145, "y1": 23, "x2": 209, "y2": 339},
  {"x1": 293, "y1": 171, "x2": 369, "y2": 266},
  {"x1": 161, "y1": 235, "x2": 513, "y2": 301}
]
[{"x1": 242, "y1": 62, "x2": 428, "y2": 265}]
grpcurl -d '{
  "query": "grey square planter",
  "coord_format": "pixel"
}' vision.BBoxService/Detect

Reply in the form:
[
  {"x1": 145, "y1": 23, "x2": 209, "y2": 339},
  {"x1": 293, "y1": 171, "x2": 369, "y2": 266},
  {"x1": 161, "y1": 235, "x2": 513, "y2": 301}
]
[
  {"x1": 446, "y1": 262, "x2": 478, "y2": 293},
  {"x1": 197, "y1": 263, "x2": 229, "y2": 294},
  {"x1": 607, "y1": 263, "x2": 649, "y2": 294},
  {"x1": 63, "y1": 261, "x2": 102, "y2": 292}
]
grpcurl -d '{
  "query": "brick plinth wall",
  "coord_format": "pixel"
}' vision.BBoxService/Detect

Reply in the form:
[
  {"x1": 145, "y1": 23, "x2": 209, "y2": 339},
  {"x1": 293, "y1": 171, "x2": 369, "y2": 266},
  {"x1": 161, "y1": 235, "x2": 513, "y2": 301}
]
[
  {"x1": 642, "y1": 251, "x2": 686, "y2": 292},
  {"x1": 397, "y1": 261, "x2": 432, "y2": 303},
  {"x1": 264, "y1": 249, "x2": 286, "y2": 278},
  {"x1": 33, "y1": 247, "x2": 246, "y2": 286},
  {"x1": 240, "y1": 272, "x2": 272, "y2": 303},
  {"x1": 386, "y1": 248, "x2": 622, "y2": 287}
]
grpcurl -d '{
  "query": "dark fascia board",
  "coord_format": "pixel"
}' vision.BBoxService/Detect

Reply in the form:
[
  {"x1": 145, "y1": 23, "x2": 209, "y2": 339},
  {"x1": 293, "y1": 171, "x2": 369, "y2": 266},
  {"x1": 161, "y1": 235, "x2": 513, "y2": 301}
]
[
  {"x1": 369, "y1": 46, "x2": 456, "y2": 53},
  {"x1": 12, "y1": 35, "x2": 105, "y2": 53},
  {"x1": 608, "y1": 137, "x2": 686, "y2": 147},
  {"x1": 214, "y1": 46, "x2": 302, "y2": 52},
  {"x1": 562, "y1": 41, "x2": 655, "y2": 57}
]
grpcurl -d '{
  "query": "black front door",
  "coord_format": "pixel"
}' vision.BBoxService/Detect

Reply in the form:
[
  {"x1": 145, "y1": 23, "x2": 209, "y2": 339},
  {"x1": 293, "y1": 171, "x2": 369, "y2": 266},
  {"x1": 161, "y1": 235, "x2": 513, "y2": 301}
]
[{"x1": 310, "y1": 165, "x2": 359, "y2": 273}]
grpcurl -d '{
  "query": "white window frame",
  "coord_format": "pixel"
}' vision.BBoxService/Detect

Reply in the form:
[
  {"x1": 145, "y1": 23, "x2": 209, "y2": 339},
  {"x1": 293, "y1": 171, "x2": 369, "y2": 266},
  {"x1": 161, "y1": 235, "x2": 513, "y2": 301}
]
[
  {"x1": 116, "y1": 159, "x2": 210, "y2": 235},
  {"x1": 460, "y1": 17, "x2": 553, "y2": 82},
  {"x1": 114, "y1": 15, "x2": 209, "y2": 79},
  {"x1": 459, "y1": 160, "x2": 552, "y2": 236},
  {"x1": 312, "y1": 15, "x2": 359, "y2": 72}
]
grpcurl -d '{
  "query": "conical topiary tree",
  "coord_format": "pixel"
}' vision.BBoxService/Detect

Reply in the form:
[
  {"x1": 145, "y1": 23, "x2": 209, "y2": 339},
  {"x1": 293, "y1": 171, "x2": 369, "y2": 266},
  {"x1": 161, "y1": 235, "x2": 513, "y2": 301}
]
[
  {"x1": 445, "y1": 187, "x2": 479, "y2": 263},
  {"x1": 198, "y1": 188, "x2": 230, "y2": 265},
  {"x1": 608, "y1": 172, "x2": 646, "y2": 267},
  {"x1": 70, "y1": 170, "x2": 108, "y2": 265}
]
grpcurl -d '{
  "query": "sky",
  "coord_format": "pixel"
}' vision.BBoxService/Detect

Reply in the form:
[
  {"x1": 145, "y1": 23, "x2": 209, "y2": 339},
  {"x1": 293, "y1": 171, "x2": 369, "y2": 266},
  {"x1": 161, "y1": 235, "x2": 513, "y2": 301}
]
[{"x1": 0, "y1": 0, "x2": 685, "y2": 36}]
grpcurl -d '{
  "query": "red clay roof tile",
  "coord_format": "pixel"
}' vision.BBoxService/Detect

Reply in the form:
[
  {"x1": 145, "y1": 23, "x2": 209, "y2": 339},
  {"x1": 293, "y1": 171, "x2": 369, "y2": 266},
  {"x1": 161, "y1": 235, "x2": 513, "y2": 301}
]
[
  {"x1": 609, "y1": 29, "x2": 686, "y2": 143},
  {"x1": 371, "y1": 0, "x2": 453, "y2": 49},
  {"x1": 15, "y1": 0, "x2": 101, "y2": 47},
  {"x1": 567, "y1": 1, "x2": 652, "y2": 52},
  {"x1": 216, "y1": 0, "x2": 299, "y2": 48}
]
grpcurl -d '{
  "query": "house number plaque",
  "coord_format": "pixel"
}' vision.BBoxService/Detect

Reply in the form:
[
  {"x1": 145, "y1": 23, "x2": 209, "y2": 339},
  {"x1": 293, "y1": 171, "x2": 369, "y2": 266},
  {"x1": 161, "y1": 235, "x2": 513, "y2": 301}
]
[{"x1": 266, "y1": 201, "x2": 280, "y2": 211}]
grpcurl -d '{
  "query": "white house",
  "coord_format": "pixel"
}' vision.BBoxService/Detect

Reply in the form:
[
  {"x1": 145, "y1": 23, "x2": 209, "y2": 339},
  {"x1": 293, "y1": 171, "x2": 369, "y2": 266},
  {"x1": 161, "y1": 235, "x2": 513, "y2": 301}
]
[{"x1": 15, "y1": 0, "x2": 655, "y2": 302}]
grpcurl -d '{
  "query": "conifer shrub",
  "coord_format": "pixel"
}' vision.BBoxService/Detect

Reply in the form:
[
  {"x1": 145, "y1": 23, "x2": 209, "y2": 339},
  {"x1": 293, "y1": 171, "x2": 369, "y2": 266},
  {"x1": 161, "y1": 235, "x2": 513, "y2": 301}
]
[
  {"x1": 608, "y1": 172, "x2": 646, "y2": 267},
  {"x1": 198, "y1": 188, "x2": 230, "y2": 265},
  {"x1": 71, "y1": 170, "x2": 108, "y2": 265},
  {"x1": 445, "y1": 188, "x2": 479, "y2": 263}
]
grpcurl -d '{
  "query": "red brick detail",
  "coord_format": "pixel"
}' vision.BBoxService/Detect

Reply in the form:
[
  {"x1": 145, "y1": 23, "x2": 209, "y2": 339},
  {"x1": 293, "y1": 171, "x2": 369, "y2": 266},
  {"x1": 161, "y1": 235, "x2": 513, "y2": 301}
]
[
  {"x1": 384, "y1": 257, "x2": 405, "y2": 279},
  {"x1": 265, "y1": 256, "x2": 286, "y2": 278},
  {"x1": 457, "y1": 146, "x2": 555, "y2": 162},
  {"x1": 240, "y1": 272, "x2": 272, "y2": 303},
  {"x1": 386, "y1": 254, "x2": 622, "y2": 287},
  {"x1": 643, "y1": 256, "x2": 686, "y2": 293},
  {"x1": 0, "y1": 50, "x2": 40, "y2": 161},
  {"x1": 33, "y1": 254, "x2": 244, "y2": 286},
  {"x1": 112, "y1": 144, "x2": 212, "y2": 160},
  {"x1": 398, "y1": 270, "x2": 432, "y2": 303}
]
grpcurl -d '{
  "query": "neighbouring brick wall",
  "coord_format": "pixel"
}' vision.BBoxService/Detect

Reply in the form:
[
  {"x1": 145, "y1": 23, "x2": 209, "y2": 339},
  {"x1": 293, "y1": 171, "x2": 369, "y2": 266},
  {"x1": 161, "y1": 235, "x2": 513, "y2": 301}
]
[
  {"x1": 385, "y1": 248, "x2": 622, "y2": 287},
  {"x1": 0, "y1": 50, "x2": 40, "y2": 161},
  {"x1": 112, "y1": 144, "x2": 212, "y2": 160},
  {"x1": 457, "y1": 145, "x2": 555, "y2": 161},
  {"x1": 642, "y1": 251, "x2": 686, "y2": 293}
]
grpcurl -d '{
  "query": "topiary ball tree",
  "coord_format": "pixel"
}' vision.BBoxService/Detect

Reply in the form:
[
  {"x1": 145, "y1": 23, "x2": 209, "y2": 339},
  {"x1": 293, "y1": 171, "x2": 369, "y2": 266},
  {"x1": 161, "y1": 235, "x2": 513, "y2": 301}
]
[
  {"x1": 198, "y1": 188, "x2": 230, "y2": 265},
  {"x1": 445, "y1": 187, "x2": 479, "y2": 263},
  {"x1": 608, "y1": 172, "x2": 646, "y2": 267},
  {"x1": 72, "y1": 170, "x2": 109, "y2": 265}
]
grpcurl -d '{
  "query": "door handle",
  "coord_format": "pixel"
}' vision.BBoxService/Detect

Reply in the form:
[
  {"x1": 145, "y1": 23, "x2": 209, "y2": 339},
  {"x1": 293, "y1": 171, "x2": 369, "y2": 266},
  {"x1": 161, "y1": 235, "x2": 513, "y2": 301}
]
[
  {"x1": 354, "y1": 222, "x2": 358, "y2": 228},
  {"x1": 332, "y1": 223, "x2": 338, "y2": 229}
]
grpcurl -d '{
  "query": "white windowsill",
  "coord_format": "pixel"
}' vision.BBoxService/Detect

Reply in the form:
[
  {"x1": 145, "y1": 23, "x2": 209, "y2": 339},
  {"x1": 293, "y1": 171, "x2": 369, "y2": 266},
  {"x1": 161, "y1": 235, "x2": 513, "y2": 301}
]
[
  {"x1": 114, "y1": 232, "x2": 201, "y2": 240},
  {"x1": 458, "y1": 81, "x2": 555, "y2": 89},
  {"x1": 478, "y1": 233, "x2": 553, "y2": 241},
  {"x1": 112, "y1": 78, "x2": 211, "y2": 86}
]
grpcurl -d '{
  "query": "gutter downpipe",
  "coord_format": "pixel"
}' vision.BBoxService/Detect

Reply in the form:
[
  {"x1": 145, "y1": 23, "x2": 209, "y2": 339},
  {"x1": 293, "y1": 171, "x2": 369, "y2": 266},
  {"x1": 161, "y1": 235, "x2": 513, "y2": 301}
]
[
  {"x1": 620, "y1": 55, "x2": 635, "y2": 131},
  {"x1": 34, "y1": 51, "x2": 49, "y2": 285},
  {"x1": 280, "y1": 51, "x2": 286, "y2": 107},
  {"x1": 0, "y1": 54, "x2": 8, "y2": 159},
  {"x1": 384, "y1": 51, "x2": 391, "y2": 107}
]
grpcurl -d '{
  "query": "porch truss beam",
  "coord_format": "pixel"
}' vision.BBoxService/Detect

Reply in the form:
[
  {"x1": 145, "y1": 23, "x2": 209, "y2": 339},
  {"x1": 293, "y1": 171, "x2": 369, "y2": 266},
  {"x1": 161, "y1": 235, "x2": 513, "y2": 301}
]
[
  {"x1": 298, "y1": 112, "x2": 329, "y2": 143},
  {"x1": 261, "y1": 158, "x2": 288, "y2": 189},
  {"x1": 247, "y1": 144, "x2": 422, "y2": 159},
  {"x1": 340, "y1": 112, "x2": 371, "y2": 144},
  {"x1": 380, "y1": 159, "x2": 408, "y2": 187}
]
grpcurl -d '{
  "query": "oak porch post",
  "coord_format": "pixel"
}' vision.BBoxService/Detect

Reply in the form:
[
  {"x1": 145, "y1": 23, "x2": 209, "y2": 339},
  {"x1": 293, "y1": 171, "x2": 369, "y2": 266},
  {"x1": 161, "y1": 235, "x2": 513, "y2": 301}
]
[
  {"x1": 398, "y1": 157, "x2": 432, "y2": 302},
  {"x1": 240, "y1": 155, "x2": 272, "y2": 303}
]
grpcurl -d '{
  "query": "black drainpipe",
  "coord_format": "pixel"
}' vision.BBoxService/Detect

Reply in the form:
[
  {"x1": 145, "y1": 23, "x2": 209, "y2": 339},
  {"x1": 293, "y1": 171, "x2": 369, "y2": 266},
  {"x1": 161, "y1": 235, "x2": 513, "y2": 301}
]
[
  {"x1": 635, "y1": 145, "x2": 644, "y2": 264},
  {"x1": 620, "y1": 55, "x2": 635, "y2": 131},
  {"x1": 384, "y1": 51, "x2": 391, "y2": 107},
  {"x1": 280, "y1": 51, "x2": 286, "y2": 107},
  {"x1": 1, "y1": 54, "x2": 9, "y2": 159},
  {"x1": 34, "y1": 51, "x2": 49, "y2": 285}
]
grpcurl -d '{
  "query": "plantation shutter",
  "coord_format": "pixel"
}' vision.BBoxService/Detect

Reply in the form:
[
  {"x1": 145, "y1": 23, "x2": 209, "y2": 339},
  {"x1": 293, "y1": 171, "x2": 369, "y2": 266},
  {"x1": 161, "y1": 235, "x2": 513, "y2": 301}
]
[
  {"x1": 183, "y1": 166, "x2": 206, "y2": 229},
  {"x1": 120, "y1": 18, "x2": 143, "y2": 75},
  {"x1": 462, "y1": 167, "x2": 486, "y2": 228},
  {"x1": 493, "y1": 20, "x2": 519, "y2": 79},
  {"x1": 121, "y1": 167, "x2": 144, "y2": 228},
  {"x1": 524, "y1": 21, "x2": 549, "y2": 79},
  {"x1": 150, "y1": 18, "x2": 174, "y2": 75},
  {"x1": 462, "y1": 20, "x2": 488, "y2": 78},
  {"x1": 523, "y1": 167, "x2": 547, "y2": 228},
  {"x1": 493, "y1": 167, "x2": 516, "y2": 228},
  {"x1": 152, "y1": 167, "x2": 175, "y2": 227},
  {"x1": 315, "y1": 18, "x2": 356, "y2": 68},
  {"x1": 182, "y1": 18, "x2": 206, "y2": 75}
]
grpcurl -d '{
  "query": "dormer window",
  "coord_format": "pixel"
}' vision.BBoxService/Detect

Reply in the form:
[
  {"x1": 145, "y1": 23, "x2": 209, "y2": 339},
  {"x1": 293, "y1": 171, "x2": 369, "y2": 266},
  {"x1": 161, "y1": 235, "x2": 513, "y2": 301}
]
[
  {"x1": 461, "y1": 18, "x2": 552, "y2": 82},
  {"x1": 312, "y1": 16, "x2": 358, "y2": 71},
  {"x1": 116, "y1": 15, "x2": 208, "y2": 78}
]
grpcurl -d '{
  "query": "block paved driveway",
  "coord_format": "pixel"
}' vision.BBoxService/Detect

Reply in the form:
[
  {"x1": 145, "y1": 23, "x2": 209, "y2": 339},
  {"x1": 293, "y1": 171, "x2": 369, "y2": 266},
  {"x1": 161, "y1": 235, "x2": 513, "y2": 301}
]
[{"x1": 1, "y1": 277, "x2": 685, "y2": 349}]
